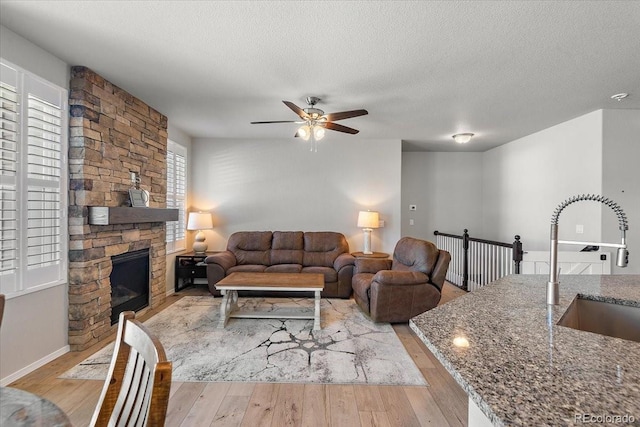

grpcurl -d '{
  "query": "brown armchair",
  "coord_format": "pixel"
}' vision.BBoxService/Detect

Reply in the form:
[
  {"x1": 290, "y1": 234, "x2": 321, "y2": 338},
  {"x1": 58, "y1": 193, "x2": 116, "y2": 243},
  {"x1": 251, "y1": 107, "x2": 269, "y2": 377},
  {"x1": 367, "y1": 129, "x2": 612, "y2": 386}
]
[{"x1": 352, "y1": 237, "x2": 451, "y2": 323}]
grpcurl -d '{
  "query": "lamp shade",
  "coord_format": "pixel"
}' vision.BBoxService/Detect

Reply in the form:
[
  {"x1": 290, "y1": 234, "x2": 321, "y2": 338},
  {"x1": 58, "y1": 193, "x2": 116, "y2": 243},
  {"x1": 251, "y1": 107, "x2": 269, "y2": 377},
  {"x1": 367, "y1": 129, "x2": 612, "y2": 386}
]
[
  {"x1": 187, "y1": 212, "x2": 213, "y2": 230},
  {"x1": 357, "y1": 211, "x2": 379, "y2": 229}
]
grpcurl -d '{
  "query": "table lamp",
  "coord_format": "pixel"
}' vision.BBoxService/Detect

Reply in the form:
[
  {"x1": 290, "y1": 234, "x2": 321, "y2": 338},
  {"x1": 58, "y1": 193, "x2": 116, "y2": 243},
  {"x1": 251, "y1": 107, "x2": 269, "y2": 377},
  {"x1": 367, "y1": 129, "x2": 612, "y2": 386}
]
[
  {"x1": 357, "y1": 210, "x2": 379, "y2": 254},
  {"x1": 187, "y1": 212, "x2": 213, "y2": 254}
]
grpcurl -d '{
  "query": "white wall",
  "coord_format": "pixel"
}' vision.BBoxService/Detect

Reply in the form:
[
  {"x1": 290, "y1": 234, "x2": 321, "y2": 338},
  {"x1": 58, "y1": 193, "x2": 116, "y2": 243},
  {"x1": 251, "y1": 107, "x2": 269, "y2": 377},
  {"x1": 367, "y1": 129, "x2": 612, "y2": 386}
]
[
  {"x1": 190, "y1": 138, "x2": 402, "y2": 254},
  {"x1": 602, "y1": 109, "x2": 640, "y2": 274},
  {"x1": 482, "y1": 110, "x2": 604, "y2": 251},
  {"x1": 0, "y1": 25, "x2": 70, "y2": 384},
  {"x1": 401, "y1": 152, "x2": 483, "y2": 241},
  {"x1": 165, "y1": 124, "x2": 193, "y2": 295},
  {"x1": 0, "y1": 25, "x2": 68, "y2": 89}
]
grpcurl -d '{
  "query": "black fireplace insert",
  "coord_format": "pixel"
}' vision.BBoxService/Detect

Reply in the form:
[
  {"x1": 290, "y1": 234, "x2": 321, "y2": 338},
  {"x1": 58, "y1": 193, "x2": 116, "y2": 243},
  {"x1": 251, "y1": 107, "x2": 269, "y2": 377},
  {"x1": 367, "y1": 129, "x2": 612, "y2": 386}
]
[{"x1": 110, "y1": 249, "x2": 149, "y2": 324}]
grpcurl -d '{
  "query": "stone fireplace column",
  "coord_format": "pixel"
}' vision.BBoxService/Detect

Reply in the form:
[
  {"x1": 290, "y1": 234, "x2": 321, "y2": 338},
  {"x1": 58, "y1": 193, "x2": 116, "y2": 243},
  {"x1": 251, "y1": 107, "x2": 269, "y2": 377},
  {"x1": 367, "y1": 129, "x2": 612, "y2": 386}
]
[{"x1": 68, "y1": 66, "x2": 169, "y2": 351}]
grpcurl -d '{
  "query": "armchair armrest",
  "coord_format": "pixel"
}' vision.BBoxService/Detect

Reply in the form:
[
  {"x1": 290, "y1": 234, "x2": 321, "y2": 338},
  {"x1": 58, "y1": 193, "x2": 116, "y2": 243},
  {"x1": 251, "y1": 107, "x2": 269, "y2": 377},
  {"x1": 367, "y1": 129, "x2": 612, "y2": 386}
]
[
  {"x1": 372, "y1": 270, "x2": 429, "y2": 286},
  {"x1": 355, "y1": 258, "x2": 392, "y2": 274},
  {"x1": 204, "y1": 251, "x2": 237, "y2": 272},
  {"x1": 334, "y1": 253, "x2": 356, "y2": 271},
  {"x1": 429, "y1": 250, "x2": 451, "y2": 291}
]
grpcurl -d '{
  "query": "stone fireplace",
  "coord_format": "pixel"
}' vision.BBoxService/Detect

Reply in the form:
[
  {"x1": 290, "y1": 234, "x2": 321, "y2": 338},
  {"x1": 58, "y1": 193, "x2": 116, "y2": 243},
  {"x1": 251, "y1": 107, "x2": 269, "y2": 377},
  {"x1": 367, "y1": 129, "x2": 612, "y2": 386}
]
[{"x1": 68, "y1": 66, "x2": 170, "y2": 351}]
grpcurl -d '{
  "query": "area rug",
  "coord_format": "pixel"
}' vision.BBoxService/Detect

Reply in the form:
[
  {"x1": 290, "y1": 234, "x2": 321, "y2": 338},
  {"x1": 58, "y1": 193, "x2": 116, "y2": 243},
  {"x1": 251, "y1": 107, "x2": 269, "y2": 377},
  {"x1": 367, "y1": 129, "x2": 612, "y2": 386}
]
[{"x1": 61, "y1": 296, "x2": 426, "y2": 386}]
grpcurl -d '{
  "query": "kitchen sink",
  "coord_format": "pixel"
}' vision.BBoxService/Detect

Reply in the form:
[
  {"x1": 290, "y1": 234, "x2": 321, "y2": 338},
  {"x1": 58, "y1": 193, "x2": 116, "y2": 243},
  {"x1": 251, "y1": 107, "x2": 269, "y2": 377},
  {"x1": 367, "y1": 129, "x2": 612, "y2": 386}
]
[{"x1": 557, "y1": 296, "x2": 640, "y2": 343}]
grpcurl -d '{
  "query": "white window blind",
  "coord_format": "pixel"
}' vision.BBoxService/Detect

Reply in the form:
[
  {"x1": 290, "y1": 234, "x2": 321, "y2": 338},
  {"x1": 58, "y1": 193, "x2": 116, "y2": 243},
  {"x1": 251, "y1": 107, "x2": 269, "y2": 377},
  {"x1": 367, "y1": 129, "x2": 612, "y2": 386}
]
[
  {"x1": 0, "y1": 63, "x2": 19, "y2": 290},
  {"x1": 0, "y1": 59, "x2": 68, "y2": 296},
  {"x1": 166, "y1": 140, "x2": 187, "y2": 253}
]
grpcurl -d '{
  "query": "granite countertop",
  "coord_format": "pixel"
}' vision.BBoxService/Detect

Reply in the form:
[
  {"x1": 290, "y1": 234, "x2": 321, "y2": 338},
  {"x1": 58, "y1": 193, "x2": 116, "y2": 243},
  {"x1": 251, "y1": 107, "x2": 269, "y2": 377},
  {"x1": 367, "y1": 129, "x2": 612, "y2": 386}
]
[{"x1": 410, "y1": 274, "x2": 640, "y2": 426}]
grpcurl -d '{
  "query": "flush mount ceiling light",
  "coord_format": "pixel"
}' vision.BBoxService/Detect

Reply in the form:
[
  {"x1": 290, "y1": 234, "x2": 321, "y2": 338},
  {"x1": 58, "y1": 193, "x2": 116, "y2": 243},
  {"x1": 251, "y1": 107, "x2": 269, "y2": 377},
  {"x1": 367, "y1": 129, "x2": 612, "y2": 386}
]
[
  {"x1": 452, "y1": 133, "x2": 474, "y2": 144},
  {"x1": 611, "y1": 93, "x2": 629, "y2": 101}
]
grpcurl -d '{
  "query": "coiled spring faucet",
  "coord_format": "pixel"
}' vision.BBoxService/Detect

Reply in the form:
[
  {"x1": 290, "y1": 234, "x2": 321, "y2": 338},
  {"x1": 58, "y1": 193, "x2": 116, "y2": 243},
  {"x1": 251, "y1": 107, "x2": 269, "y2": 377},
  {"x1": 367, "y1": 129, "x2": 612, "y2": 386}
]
[{"x1": 548, "y1": 194, "x2": 629, "y2": 305}]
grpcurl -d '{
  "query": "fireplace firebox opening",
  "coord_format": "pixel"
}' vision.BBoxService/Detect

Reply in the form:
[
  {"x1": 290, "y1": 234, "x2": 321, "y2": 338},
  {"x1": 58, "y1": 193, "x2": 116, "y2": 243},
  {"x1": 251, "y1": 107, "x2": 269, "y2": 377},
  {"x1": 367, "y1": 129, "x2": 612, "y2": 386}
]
[{"x1": 110, "y1": 248, "x2": 150, "y2": 325}]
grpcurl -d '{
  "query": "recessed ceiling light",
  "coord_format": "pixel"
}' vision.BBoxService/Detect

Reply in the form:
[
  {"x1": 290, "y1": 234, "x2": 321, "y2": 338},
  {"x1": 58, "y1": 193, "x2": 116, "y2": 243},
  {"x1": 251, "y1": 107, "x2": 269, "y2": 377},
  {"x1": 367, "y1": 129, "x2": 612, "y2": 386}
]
[
  {"x1": 611, "y1": 93, "x2": 629, "y2": 101},
  {"x1": 452, "y1": 133, "x2": 474, "y2": 144}
]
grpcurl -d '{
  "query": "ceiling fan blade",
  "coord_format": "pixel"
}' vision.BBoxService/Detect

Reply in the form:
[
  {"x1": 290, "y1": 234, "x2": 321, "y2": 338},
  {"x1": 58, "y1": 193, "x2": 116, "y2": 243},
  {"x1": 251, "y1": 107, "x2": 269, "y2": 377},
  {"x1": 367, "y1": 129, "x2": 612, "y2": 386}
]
[
  {"x1": 321, "y1": 121, "x2": 360, "y2": 134},
  {"x1": 283, "y1": 101, "x2": 310, "y2": 120},
  {"x1": 323, "y1": 109, "x2": 368, "y2": 122},
  {"x1": 250, "y1": 120, "x2": 298, "y2": 124}
]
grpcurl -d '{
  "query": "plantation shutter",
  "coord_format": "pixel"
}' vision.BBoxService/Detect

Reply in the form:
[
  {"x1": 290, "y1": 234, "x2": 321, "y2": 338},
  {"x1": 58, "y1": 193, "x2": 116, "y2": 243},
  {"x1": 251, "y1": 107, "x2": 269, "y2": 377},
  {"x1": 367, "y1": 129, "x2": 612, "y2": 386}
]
[
  {"x1": 166, "y1": 141, "x2": 186, "y2": 252},
  {"x1": 0, "y1": 63, "x2": 19, "y2": 293},
  {"x1": 23, "y1": 75, "x2": 65, "y2": 289},
  {"x1": 166, "y1": 150, "x2": 176, "y2": 244},
  {"x1": 0, "y1": 59, "x2": 67, "y2": 295}
]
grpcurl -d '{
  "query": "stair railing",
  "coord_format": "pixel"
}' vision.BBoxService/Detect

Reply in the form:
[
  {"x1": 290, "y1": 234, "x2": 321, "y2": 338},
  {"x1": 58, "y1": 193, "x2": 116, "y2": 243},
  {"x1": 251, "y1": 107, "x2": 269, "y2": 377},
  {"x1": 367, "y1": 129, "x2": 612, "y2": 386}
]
[{"x1": 434, "y1": 229, "x2": 523, "y2": 291}]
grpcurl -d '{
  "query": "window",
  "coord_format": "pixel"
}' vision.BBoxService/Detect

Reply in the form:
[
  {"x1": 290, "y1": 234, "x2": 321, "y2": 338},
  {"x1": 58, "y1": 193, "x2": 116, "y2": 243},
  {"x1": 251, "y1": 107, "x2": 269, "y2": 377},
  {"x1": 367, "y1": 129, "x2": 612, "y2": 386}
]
[
  {"x1": 0, "y1": 59, "x2": 68, "y2": 296},
  {"x1": 166, "y1": 140, "x2": 187, "y2": 253}
]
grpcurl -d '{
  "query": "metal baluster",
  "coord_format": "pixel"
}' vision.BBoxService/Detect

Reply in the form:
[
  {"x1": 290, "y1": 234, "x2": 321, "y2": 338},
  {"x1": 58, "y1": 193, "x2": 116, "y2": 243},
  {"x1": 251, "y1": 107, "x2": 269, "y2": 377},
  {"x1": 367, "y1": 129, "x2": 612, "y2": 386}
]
[{"x1": 481, "y1": 243, "x2": 487, "y2": 287}]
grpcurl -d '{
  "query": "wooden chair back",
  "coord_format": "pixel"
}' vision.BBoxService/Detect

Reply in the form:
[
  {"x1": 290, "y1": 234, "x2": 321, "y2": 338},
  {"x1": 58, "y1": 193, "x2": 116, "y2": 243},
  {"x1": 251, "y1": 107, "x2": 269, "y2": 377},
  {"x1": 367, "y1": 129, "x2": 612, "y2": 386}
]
[{"x1": 90, "y1": 311, "x2": 172, "y2": 427}]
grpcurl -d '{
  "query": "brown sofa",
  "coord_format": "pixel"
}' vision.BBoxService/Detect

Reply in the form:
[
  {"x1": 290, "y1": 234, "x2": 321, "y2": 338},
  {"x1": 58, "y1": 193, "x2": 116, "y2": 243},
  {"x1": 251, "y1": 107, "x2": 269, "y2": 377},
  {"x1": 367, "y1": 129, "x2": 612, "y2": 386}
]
[
  {"x1": 352, "y1": 236, "x2": 451, "y2": 323},
  {"x1": 205, "y1": 231, "x2": 356, "y2": 298}
]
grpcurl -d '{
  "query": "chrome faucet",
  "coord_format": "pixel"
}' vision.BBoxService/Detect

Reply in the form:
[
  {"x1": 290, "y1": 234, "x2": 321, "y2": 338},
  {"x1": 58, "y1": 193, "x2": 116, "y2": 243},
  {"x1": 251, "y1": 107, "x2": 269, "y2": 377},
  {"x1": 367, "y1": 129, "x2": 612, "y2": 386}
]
[{"x1": 548, "y1": 194, "x2": 629, "y2": 305}]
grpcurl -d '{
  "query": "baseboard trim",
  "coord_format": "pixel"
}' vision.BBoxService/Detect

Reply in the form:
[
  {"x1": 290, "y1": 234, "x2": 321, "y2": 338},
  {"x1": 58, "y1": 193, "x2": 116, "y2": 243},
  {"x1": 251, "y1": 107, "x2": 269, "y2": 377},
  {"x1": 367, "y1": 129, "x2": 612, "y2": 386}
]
[{"x1": 0, "y1": 345, "x2": 70, "y2": 386}]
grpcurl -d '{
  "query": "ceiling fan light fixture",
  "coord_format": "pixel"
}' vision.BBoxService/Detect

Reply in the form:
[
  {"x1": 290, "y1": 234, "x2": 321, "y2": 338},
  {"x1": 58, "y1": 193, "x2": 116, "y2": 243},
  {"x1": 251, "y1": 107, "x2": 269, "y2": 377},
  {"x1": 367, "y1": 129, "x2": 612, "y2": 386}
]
[
  {"x1": 452, "y1": 133, "x2": 474, "y2": 144},
  {"x1": 313, "y1": 125, "x2": 325, "y2": 141},
  {"x1": 252, "y1": 97, "x2": 367, "y2": 150},
  {"x1": 298, "y1": 124, "x2": 311, "y2": 141}
]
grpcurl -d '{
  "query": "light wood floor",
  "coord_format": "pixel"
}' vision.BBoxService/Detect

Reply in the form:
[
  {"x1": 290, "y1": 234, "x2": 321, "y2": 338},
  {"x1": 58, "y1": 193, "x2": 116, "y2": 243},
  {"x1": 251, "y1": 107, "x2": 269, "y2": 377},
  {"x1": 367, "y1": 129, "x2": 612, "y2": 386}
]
[{"x1": 9, "y1": 282, "x2": 469, "y2": 426}]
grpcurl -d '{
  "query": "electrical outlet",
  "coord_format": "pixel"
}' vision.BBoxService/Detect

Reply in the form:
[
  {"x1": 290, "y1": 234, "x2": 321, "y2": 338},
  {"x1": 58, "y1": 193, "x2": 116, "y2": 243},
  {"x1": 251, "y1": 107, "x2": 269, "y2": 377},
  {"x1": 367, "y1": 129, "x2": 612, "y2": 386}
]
[
  {"x1": 576, "y1": 224, "x2": 584, "y2": 234},
  {"x1": 409, "y1": 219, "x2": 415, "y2": 226},
  {"x1": 409, "y1": 205, "x2": 417, "y2": 211},
  {"x1": 378, "y1": 220, "x2": 385, "y2": 228}
]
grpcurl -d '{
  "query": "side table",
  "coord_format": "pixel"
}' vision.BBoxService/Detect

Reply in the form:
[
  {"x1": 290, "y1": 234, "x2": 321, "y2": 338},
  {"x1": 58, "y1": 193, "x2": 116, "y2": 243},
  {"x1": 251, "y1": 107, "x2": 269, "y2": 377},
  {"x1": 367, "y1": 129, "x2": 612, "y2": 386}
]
[
  {"x1": 175, "y1": 252, "x2": 218, "y2": 292},
  {"x1": 351, "y1": 251, "x2": 390, "y2": 259}
]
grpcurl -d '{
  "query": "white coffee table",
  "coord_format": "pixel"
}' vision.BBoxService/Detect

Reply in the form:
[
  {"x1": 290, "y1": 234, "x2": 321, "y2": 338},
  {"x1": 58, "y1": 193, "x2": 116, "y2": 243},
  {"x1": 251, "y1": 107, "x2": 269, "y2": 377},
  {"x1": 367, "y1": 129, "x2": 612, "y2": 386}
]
[{"x1": 215, "y1": 272, "x2": 324, "y2": 330}]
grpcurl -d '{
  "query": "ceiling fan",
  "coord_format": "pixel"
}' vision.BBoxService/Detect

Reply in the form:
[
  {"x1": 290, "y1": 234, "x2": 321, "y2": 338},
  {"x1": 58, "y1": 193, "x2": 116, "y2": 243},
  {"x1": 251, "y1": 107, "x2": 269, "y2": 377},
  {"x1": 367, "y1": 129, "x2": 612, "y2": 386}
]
[{"x1": 250, "y1": 96, "x2": 368, "y2": 140}]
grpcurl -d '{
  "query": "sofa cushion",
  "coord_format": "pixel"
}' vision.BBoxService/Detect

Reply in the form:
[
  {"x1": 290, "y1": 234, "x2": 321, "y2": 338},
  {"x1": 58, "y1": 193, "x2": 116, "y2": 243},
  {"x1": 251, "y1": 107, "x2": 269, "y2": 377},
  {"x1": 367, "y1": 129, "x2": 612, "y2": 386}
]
[
  {"x1": 228, "y1": 231, "x2": 272, "y2": 265},
  {"x1": 303, "y1": 232, "x2": 349, "y2": 267},
  {"x1": 270, "y1": 231, "x2": 304, "y2": 265},
  {"x1": 228, "y1": 264, "x2": 267, "y2": 273},
  {"x1": 265, "y1": 264, "x2": 302, "y2": 273},
  {"x1": 301, "y1": 266, "x2": 338, "y2": 283}
]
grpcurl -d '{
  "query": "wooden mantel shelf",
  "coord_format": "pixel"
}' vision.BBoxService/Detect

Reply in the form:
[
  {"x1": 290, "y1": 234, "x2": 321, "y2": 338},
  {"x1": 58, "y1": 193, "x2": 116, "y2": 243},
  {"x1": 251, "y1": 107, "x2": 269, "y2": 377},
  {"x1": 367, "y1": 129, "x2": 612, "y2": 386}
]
[{"x1": 89, "y1": 207, "x2": 178, "y2": 225}]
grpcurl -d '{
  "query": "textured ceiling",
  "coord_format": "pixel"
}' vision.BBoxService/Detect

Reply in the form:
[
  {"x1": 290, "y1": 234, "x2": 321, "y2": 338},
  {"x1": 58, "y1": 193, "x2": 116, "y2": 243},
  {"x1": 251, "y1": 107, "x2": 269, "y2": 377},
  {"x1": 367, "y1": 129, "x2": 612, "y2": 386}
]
[{"x1": 1, "y1": 1, "x2": 639, "y2": 152}]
